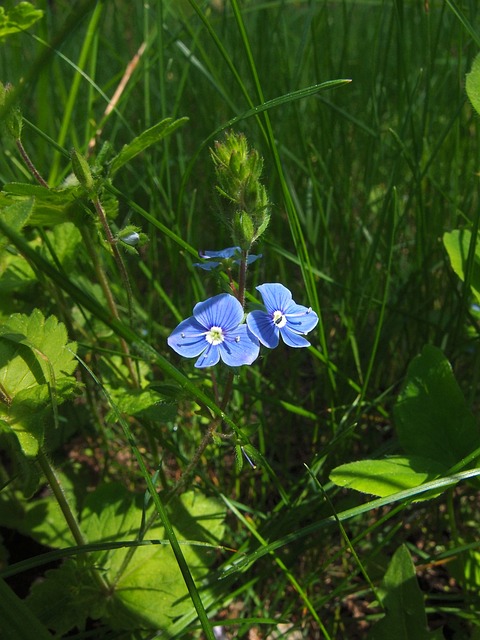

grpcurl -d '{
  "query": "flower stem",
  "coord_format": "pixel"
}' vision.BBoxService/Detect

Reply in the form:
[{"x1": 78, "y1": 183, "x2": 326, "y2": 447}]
[
  {"x1": 15, "y1": 138, "x2": 49, "y2": 188},
  {"x1": 80, "y1": 225, "x2": 139, "y2": 387},
  {"x1": 37, "y1": 449, "x2": 111, "y2": 595},
  {"x1": 237, "y1": 248, "x2": 249, "y2": 309},
  {"x1": 113, "y1": 250, "x2": 250, "y2": 580},
  {"x1": 91, "y1": 195, "x2": 134, "y2": 324},
  {"x1": 169, "y1": 248, "x2": 250, "y2": 496}
]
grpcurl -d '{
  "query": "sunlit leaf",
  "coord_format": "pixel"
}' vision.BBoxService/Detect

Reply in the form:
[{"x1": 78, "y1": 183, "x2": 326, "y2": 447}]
[
  {"x1": 109, "y1": 117, "x2": 189, "y2": 176},
  {"x1": 443, "y1": 229, "x2": 480, "y2": 304},
  {"x1": 0, "y1": 309, "x2": 78, "y2": 456},
  {"x1": 329, "y1": 456, "x2": 446, "y2": 498},
  {"x1": 0, "y1": 2, "x2": 43, "y2": 38},
  {"x1": 466, "y1": 52, "x2": 480, "y2": 117},
  {"x1": 27, "y1": 484, "x2": 226, "y2": 634}
]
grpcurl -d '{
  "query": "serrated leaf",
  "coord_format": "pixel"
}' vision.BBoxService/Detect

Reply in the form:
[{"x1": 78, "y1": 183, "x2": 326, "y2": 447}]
[
  {"x1": 443, "y1": 229, "x2": 480, "y2": 304},
  {"x1": 368, "y1": 545, "x2": 443, "y2": 640},
  {"x1": 27, "y1": 484, "x2": 226, "y2": 634},
  {"x1": 0, "y1": 2, "x2": 43, "y2": 38},
  {"x1": 0, "y1": 309, "x2": 78, "y2": 456},
  {"x1": 26, "y1": 559, "x2": 99, "y2": 635},
  {"x1": 109, "y1": 117, "x2": 189, "y2": 176},
  {"x1": 393, "y1": 345, "x2": 480, "y2": 469},
  {"x1": 329, "y1": 456, "x2": 446, "y2": 498},
  {"x1": 466, "y1": 52, "x2": 480, "y2": 117}
]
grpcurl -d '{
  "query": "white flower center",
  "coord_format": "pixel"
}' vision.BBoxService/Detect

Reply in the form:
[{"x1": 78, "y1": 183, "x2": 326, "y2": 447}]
[
  {"x1": 272, "y1": 309, "x2": 287, "y2": 328},
  {"x1": 206, "y1": 325, "x2": 225, "y2": 345}
]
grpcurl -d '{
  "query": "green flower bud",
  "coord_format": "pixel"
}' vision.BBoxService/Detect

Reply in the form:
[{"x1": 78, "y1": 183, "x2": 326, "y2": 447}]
[
  {"x1": 70, "y1": 148, "x2": 94, "y2": 193},
  {"x1": 232, "y1": 211, "x2": 255, "y2": 250},
  {"x1": 211, "y1": 131, "x2": 271, "y2": 247}
]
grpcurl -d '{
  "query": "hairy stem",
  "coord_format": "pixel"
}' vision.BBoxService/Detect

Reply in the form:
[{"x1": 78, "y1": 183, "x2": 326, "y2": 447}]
[
  {"x1": 91, "y1": 195, "x2": 134, "y2": 323},
  {"x1": 37, "y1": 450, "x2": 111, "y2": 595},
  {"x1": 80, "y1": 226, "x2": 139, "y2": 386},
  {"x1": 15, "y1": 138, "x2": 49, "y2": 188}
]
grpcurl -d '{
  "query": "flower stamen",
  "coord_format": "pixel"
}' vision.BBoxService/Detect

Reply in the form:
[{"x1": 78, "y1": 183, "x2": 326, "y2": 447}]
[
  {"x1": 206, "y1": 325, "x2": 225, "y2": 345},
  {"x1": 272, "y1": 309, "x2": 287, "y2": 328}
]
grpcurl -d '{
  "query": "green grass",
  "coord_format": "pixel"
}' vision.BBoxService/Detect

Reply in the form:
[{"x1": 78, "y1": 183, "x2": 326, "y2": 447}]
[{"x1": 1, "y1": 0, "x2": 480, "y2": 638}]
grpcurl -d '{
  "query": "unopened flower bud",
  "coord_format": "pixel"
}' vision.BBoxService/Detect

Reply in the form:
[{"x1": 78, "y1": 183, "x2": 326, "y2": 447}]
[
  {"x1": 70, "y1": 148, "x2": 94, "y2": 192},
  {"x1": 233, "y1": 211, "x2": 255, "y2": 250}
]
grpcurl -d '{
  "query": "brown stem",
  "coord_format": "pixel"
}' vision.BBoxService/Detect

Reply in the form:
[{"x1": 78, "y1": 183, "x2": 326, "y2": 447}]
[
  {"x1": 91, "y1": 196, "x2": 134, "y2": 323},
  {"x1": 15, "y1": 138, "x2": 49, "y2": 187},
  {"x1": 81, "y1": 226, "x2": 139, "y2": 386}
]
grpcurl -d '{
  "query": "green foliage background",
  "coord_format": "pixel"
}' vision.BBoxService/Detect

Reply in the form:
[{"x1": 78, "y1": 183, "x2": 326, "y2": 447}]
[{"x1": 1, "y1": 1, "x2": 480, "y2": 638}]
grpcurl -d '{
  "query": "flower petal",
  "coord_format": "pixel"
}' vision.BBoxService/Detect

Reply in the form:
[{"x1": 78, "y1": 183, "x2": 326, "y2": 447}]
[
  {"x1": 256, "y1": 283, "x2": 292, "y2": 313},
  {"x1": 246, "y1": 310, "x2": 280, "y2": 348},
  {"x1": 245, "y1": 253, "x2": 262, "y2": 265},
  {"x1": 280, "y1": 325, "x2": 312, "y2": 348},
  {"x1": 192, "y1": 261, "x2": 221, "y2": 271},
  {"x1": 198, "y1": 247, "x2": 240, "y2": 260},
  {"x1": 195, "y1": 343, "x2": 221, "y2": 368},
  {"x1": 285, "y1": 308, "x2": 319, "y2": 334},
  {"x1": 167, "y1": 317, "x2": 208, "y2": 358},
  {"x1": 193, "y1": 294, "x2": 244, "y2": 333},
  {"x1": 218, "y1": 326, "x2": 260, "y2": 366}
]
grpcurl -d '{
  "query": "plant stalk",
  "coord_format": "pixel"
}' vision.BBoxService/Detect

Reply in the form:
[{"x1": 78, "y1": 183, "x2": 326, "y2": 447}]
[{"x1": 37, "y1": 449, "x2": 111, "y2": 595}]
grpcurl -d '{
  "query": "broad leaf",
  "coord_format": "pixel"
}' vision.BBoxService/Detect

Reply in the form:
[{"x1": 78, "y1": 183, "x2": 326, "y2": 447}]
[
  {"x1": 443, "y1": 229, "x2": 480, "y2": 304},
  {"x1": 106, "y1": 387, "x2": 177, "y2": 422},
  {"x1": 27, "y1": 484, "x2": 226, "y2": 634},
  {"x1": 26, "y1": 559, "x2": 100, "y2": 636},
  {"x1": 0, "y1": 198, "x2": 34, "y2": 253},
  {"x1": 394, "y1": 345, "x2": 480, "y2": 469},
  {"x1": 0, "y1": 2, "x2": 43, "y2": 38},
  {"x1": 466, "y1": 52, "x2": 480, "y2": 117},
  {"x1": 0, "y1": 309, "x2": 78, "y2": 456},
  {"x1": 368, "y1": 545, "x2": 443, "y2": 639},
  {"x1": 2, "y1": 183, "x2": 87, "y2": 226},
  {"x1": 329, "y1": 456, "x2": 446, "y2": 498},
  {"x1": 109, "y1": 117, "x2": 189, "y2": 176}
]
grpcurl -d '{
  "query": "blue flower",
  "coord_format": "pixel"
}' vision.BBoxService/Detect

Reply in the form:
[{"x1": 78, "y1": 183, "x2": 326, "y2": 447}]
[
  {"x1": 193, "y1": 246, "x2": 262, "y2": 271},
  {"x1": 167, "y1": 293, "x2": 260, "y2": 368},
  {"x1": 246, "y1": 283, "x2": 318, "y2": 348}
]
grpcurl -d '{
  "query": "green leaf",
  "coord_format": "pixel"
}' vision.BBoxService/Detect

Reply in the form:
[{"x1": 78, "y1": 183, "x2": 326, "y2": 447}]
[
  {"x1": 466, "y1": 52, "x2": 480, "y2": 117},
  {"x1": 2, "y1": 183, "x2": 87, "y2": 226},
  {"x1": 27, "y1": 484, "x2": 226, "y2": 634},
  {"x1": 0, "y1": 577, "x2": 53, "y2": 640},
  {"x1": 0, "y1": 309, "x2": 78, "y2": 456},
  {"x1": 0, "y1": 198, "x2": 34, "y2": 253},
  {"x1": 109, "y1": 117, "x2": 189, "y2": 176},
  {"x1": 0, "y1": 2, "x2": 43, "y2": 38},
  {"x1": 0, "y1": 470, "x2": 76, "y2": 547},
  {"x1": 26, "y1": 559, "x2": 99, "y2": 635},
  {"x1": 443, "y1": 229, "x2": 480, "y2": 304},
  {"x1": 393, "y1": 345, "x2": 480, "y2": 469},
  {"x1": 329, "y1": 456, "x2": 446, "y2": 498},
  {"x1": 106, "y1": 387, "x2": 177, "y2": 422},
  {"x1": 368, "y1": 545, "x2": 443, "y2": 640}
]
